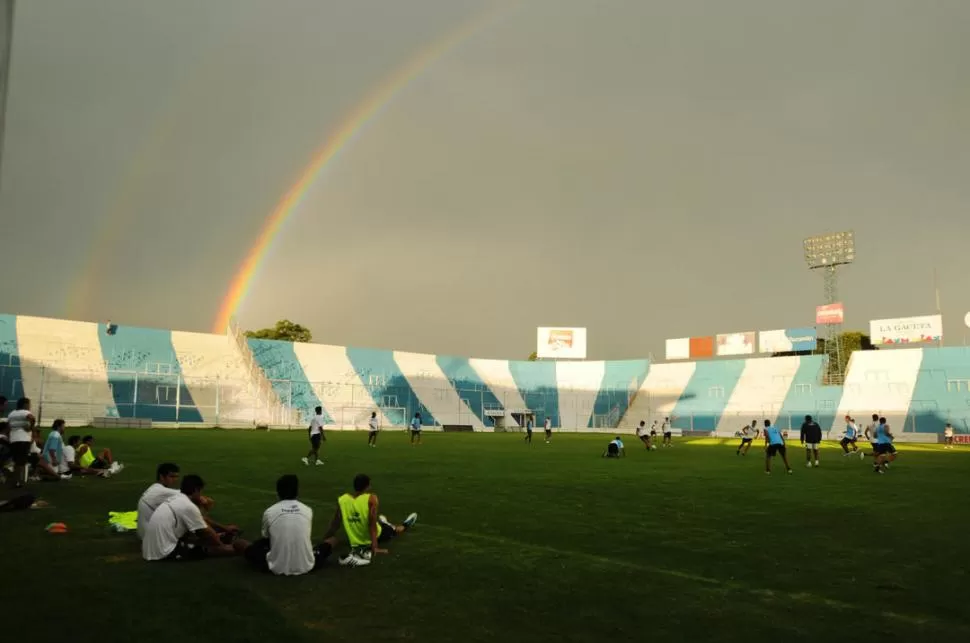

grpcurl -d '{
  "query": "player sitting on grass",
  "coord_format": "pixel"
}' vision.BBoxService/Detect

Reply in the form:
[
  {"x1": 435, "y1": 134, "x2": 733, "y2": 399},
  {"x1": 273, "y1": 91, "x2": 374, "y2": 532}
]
[
  {"x1": 142, "y1": 474, "x2": 249, "y2": 561},
  {"x1": 603, "y1": 436, "x2": 625, "y2": 458},
  {"x1": 137, "y1": 462, "x2": 235, "y2": 540},
  {"x1": 763, "y1": 419, "x2": 793, "y2": 475},
  {"x1": 322, "y1": 473, "x2": 417, "y2": 566},
  {"x1": 77, "y1": 435, "x2": 123, "y2": 475},
  {"x1": 245, "y1": 474, "x2": 340, "y2": 575}
]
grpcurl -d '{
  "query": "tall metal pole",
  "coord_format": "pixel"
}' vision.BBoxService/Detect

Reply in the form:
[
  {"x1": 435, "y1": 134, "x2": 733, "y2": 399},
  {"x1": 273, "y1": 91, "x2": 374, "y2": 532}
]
[
  {"x1": 0, "y1": 1, "x2": 14, "y2": 189},
  {"x1": 822, "y1": 266, "x2": 843, "y2": 381}
]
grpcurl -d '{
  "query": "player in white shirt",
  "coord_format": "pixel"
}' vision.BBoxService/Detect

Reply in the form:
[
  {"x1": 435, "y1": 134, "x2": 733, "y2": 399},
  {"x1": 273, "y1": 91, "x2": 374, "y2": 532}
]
[
  {"x1": 863, "y1": 413, "x2": 880, "y2": 459},
  {"x1": 661, "y1": 417, "x2": 673, "y2": 448},
  {"x1": 142, "y1": 474, "x2": 249, "y2": 561},
  {"x1": 245, "y1": 474, "x2": 339, "y2": 575},
  {"x1": 302, "y1": 406, "x2": 326, "y2": 466},
  {"x1": 636, "y1": 421, "x2": 654, "y2": 450},
  {"x1": 736, "y1": 421, "x2": 758, "y2": 456},
  {"x1": 543, "y1": 417, "x2": 552, "y2": 444},
  {"x1": 7, "y1": 397, "x2": 37, "y2": 487},
  {"x1": 943, "y1": 423, "x2": 955, "y2": 449},
  {"x1": 367, "y1": 412, "x2": 380, "y2": 447},
  {"x1": 137, "y1": 463, "x2": 183, "y2": 539}
]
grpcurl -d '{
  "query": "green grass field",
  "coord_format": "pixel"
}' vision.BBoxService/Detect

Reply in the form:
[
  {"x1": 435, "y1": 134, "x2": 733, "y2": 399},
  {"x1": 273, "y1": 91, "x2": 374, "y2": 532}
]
[{"x1": 4, "y1": 430, "x2": 968, "y2": 643}]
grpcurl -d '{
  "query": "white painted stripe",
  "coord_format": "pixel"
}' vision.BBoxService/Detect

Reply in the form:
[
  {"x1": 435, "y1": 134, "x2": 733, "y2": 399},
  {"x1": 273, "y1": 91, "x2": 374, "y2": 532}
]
[
  {"x1": 715, "y1": 356, "x2": 801, "y2": 434},
  {"x1": 836, "y1": 349, "x2": 924, "y2": 432},
  {"x1": 619, "y1": 362, "x2": 697, "y2": 429},
  {"x1": 392, "y1": 351, "x2": 484, "y2": 429},
  {"x1": 555, "y1": 361, "x2": 605, "y2": 429},
  {"x1": 292, "y1": 342, "x2": 395, "y2": 429},
  {"x1": 15, "y1": 315, "x2": 115, "y2": 423},
  {"x1": 467, "y1": 358, "x2": 529, "y2": 425},
  {"x1": 170, "y1": 331, "x2": 261, "y2": 424}
]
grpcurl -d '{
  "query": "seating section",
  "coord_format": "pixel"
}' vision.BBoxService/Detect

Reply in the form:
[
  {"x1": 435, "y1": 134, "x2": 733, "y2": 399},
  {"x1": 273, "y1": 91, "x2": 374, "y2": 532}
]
[{"x1": 2, "y1": 313, "x2": 969, "y2": 437}]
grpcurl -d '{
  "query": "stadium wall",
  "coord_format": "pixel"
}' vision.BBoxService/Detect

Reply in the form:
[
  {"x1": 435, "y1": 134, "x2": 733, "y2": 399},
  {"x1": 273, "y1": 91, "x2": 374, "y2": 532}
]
[{"x1": 0, "y1": 314, "x2": 967, "y2": 440}]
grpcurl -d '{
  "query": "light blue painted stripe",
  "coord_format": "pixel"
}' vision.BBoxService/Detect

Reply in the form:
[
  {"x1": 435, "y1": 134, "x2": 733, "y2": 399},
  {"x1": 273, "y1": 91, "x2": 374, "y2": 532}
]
[
  {"x1": 0, "y1": 314, "x2": 23, "y2": 409},
  {"x1": 589, "y1": 359, "x2": 650, "y2": 428},
  {"x1": 909, "y1": 347, "x2": 969, "y2": 434},
  {"x1": 508, "y1": 360, "x2": 560, "y2": 427},
  {"x1": 774, "y1": 355, "x2": 842, "y2": 432},
  {"x1": 100, "y1": 326, "x2": 202, "y2": 422},
  {"x1": 248, "y1": 338, "x2": 328, "y2": 425},
  {"x1": 346, "y1": 347, "x2": 437, "y2": 427},
  {"x1": 670, "y1": 360, "x2": 746, "y2": 431},
  {"x1": 436, "y1": 355, "x2": 503, "y2": 427}
]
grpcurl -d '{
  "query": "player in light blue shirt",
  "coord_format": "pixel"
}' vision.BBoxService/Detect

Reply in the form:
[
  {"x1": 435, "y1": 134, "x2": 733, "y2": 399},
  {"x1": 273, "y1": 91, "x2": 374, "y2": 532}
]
[
  {"x1": 763, "y1": 420, "x2": 792, "y2": 475},
  {"x1": 603, "y1": 436, "x2": 625, "y2": 458},
  {"x1": 409, "y1": 412, "x2": 422, "y2": 446},
  {"x1": 872, "y1": 416, "x2": 897, "y2": 473},
  {"x1": 839, "y1": 415, "x2": 863, "y2": 457},
  {"x1": 41, "y1": 420, "x2": 65, "y2": 469}
]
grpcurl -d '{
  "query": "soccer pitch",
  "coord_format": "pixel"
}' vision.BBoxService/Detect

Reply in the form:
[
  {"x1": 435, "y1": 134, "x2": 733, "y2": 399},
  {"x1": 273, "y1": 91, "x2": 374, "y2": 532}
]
[{"x1": 5, "y1": 430, "x2": 968, "y2": 643}]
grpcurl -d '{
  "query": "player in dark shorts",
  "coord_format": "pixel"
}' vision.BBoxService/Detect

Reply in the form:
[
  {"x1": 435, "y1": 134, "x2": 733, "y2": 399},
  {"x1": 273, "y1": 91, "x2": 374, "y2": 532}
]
[
  {"x1": 736, "y1": 421, "x2": 758, "y2": 455},
  {"x1": 524, "y1": 418, "x2": 533, "y2": 444},
  {"x1": 661, "y1": 417, "x2": 673, "y2": 448},
  {"x1": 763, "y1": 419, "x2": 793, "y2": 475}
]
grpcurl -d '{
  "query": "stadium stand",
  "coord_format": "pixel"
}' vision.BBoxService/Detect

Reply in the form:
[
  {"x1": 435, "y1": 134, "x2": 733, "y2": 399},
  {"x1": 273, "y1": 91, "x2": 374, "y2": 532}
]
[{"x1": 0, "y1": 313, "x2": 966, "y2": 439}]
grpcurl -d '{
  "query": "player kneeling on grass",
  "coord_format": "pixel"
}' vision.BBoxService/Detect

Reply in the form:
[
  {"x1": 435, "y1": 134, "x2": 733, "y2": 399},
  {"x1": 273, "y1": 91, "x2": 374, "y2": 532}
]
[
  {"x1": 321, "y1": 473, "x2": 417, "y2": 567},
  {"x1": 246, "y1": 474, "x2": 338, "y2": 575},
  {"x1": 142, "y1": 474, "x2": 249, "y2": 561},
  {"x1": 602, "y1": 436, "x2": 626, "y2": 458},
  {"x1": 763, "y1": 419, "x2": 792, "y2": 475}
]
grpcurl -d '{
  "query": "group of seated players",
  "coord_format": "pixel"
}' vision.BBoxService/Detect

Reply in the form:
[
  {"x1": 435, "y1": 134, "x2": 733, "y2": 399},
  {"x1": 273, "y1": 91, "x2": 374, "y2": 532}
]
[
  {"x1": 137, "y1": 463, "x2": 418, "y2": 573},
  {"x1": 0, "y1": 396, "x2": 124, "y2": 487}
]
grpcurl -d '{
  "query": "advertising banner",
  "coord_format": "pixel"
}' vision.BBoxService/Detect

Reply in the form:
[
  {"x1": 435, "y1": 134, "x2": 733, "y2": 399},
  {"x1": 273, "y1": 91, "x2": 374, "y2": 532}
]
[
  {"x1": 665, "y1": 338, "x2": 690, "y2": 361},
  {"x1": 869, "y1": 314, "x2": 943, "y2": 346},
  {"x1": 816, "y1": 303, "x2": 844, "y2": 325},
  {"x1": 759, "y1": 328, "x2": 818, "y2": 353},
  {"x1": 716, "y1": 332, "x2": 756, "y2": 356},
  {"x1": 689, "y1": 336, "x2": 715, "y2": 359},
  {"x1": 536, "y1": 327, "x2": 587, "y2": 359}
]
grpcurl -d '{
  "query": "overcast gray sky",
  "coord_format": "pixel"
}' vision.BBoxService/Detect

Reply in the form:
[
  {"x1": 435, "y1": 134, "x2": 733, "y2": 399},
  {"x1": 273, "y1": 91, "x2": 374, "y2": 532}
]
[{"x1": 2, "y1": 0, "x2": 968, "y2": 360}]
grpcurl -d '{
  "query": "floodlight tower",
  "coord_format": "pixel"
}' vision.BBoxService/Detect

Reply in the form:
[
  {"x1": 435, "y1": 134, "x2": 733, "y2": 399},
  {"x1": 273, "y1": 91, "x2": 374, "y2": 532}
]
[{"x1": 803, "y1": 231, "x2": 855, "y2": 382}]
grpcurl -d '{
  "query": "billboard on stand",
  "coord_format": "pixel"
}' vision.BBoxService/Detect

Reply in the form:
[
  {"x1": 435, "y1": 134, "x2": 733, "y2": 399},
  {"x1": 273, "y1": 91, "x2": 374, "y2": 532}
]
[
  {"x1": 536, "y1": 327, "x2": 587, "y2": 359},
  {"x1": 816, "y1": 303, "x2": 844, "y2": 325},
  {"x1": 869, "y1": 314, "x2": 942, "y2": 345},
  {"x1": 759, "y1": 328, "x2": 818, "y2": 353},
  {"x1": 716, "y1": 332, "x2": 756, "y2": 356},
  {"x1": 665, "y1": 338, "x2": 690, "y2": 360}
]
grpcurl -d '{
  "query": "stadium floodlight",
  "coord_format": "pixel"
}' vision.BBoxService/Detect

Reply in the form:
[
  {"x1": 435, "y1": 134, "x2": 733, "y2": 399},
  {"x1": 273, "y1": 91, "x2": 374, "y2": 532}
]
[{"x1": 803, "y1": 231, "x2": 855, "y2": 269}]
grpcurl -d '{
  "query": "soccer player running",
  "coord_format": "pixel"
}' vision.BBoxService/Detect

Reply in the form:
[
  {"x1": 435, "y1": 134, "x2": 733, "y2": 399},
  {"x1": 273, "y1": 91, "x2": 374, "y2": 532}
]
[
  {"x1": 303, "y1": 406, "x2": 326, "y2": 466},
  {"x1": 322, "y1": 473, "x2": 417, "y2": 566},
  {"x1": 410, "y1": 412, "x2": 423, "y2": 445},
  {"x1": 763, "y1": 419, "x2": 793, "y2": 475},
  {"x1": 245, "y1": 474, "x2": 339, "y2": 575},
  {"x1": 736, "y1": 420, "x2": 758, "y2": 456},
  {"x1": 367, "y1": 412, "x2": 380, "y2": 448},
  {"x1": 524, "y1": 417, "x2": 533, "y2": 445},
  {"x1": 543, "y1": 416, "x2": 552, "y2": 444},
  {"x1": 800, "y1": 414, "x2": 823, "y2": 468},
  {"x1": 863, "y1": 413, "x2": 880, "y2": 458},
  {"x1": 840, "y1": 415, "x2": 863, "y2": 457},
  {"x1": 872, "y1": 416, "x2": 897, "y2": 474},
  {"x1": 661, "y1": 417, "x2": 673, "y2": 448},
  {"x1": 636, "y1": 421, "x2": 653, "y2": 449},
  {"x1": 943, "y1": 423, "x2": 955, "y2": 449}
]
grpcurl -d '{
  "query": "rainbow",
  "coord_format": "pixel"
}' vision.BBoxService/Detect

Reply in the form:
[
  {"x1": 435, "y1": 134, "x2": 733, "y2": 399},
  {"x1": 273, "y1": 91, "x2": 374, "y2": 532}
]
[{"x1": 211, "y1": 2, "x2": 517, "y2": 333}]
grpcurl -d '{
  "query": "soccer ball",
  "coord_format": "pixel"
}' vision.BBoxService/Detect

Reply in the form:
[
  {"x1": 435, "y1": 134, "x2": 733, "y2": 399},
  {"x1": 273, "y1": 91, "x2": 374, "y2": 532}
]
[{"x1": 651, "y1": 445, "x2": 658, "y2": 451}]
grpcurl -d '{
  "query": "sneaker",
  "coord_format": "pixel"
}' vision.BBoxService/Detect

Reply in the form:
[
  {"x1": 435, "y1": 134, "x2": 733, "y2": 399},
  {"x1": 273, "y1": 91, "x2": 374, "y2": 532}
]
[
  {"x1": 301, "y1": 457, "x2": 309, "y2": 466},
  {"x1": 402, "y1": 512, "x2": 418, "y2": 529},
  {"x1": 765, "y1": 471, "x2": 771, "y2": 475},
  {"x1": 814, "y1": 461, "x2": 819, "y2": 467},
  {"x1": 315, "y1": 460, "x2": 325, "y2": 466},
  {"x1": 339, "y1": 554, "x2": 371, "y2": 567},
  {"x1": 786, "y1": 469, "x2": 793, "y2": 475},
  {"x1": 59, "y1": 474, "x2": 72, "y2": 480},
  {"x1": 858, "y1": 451, "x2": 865, "y2": 460},
  {"x1": 806, "y1": 462, "x2": 813, "y2": 468}
]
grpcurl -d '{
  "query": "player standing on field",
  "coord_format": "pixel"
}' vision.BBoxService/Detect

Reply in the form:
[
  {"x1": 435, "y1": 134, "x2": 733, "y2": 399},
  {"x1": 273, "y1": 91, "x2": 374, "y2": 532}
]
[
  {"x1": 800, "y1": 414, "x2": 823, "y2": 468},
  {"x1": 661, "y1": 417, "x2": 673, "y2": 448},
  {"x1": 524, "y1": 417, "x2": 533, "y2": 445},
  {"x1": 543, "y1": 416, "x2": 552, "y2": 444},
  {"x1": 410, "y1": 412, "x2": 423, "y2": 446},
  {"x1": 303, "y1": 406, "x2": 326, "y2": 466},
  {"x1": 943, "y1": 423, "x2": 954, "y2": 449},
  {"x1": 763, "y1": 419, "x2": 793, "y2": 475},
  {"x1": 367, "y1": 412, "x2": 380, "y2": 447}
]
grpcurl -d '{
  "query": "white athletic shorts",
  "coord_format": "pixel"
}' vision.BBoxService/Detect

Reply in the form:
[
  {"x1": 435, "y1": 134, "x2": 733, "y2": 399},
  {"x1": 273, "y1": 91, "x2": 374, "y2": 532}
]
[{"x1": 804, "y1": 443, "x2": 820, "y2": 450}]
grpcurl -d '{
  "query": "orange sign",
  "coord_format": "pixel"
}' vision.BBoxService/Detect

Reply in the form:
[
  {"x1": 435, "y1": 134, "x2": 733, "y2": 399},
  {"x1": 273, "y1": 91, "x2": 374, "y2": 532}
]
[
  {"x1": 689, "y1": 336, "x2": 715, "y2": 359},
  {"x1": 816, "y1": 303, "x2": 844, "y2": 325}
]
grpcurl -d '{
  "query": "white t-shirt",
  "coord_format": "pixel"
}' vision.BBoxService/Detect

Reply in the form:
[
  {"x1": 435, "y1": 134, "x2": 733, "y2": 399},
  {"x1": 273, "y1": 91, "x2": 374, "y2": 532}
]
[
  {"x1": 142, "y1": 494, "x2": 207, "y2": 561},
  {"x1": 261, "y1": 499, "x2": 315, "y2": 576},
  {"x1": 867, "y1": 422, "x2": 879, "y2": 442},
  {"x1": 636, "y1": 424, "x2": 645, "y2": 436},
  {"x1": 944, "y1": 426, "x2": 954, "y2": 437},
  {"x1": 309, "y1": 414, "x2": 325, "y2": 436},
  {"x1": 137, "y1": 483, "x2": 182, "y2": 539},
  {"x1": 544, "y1": 419, "x2": 551, "y2": 430},
  {"x1": 368, "y1": 416, "x2": 379, "y2": 431},
  {"x1": 6, "y1": 409, "x2": 34, "y2": 443},
  {"x1": 59, "y1": 444, "x2": 76, "y2": 474}
]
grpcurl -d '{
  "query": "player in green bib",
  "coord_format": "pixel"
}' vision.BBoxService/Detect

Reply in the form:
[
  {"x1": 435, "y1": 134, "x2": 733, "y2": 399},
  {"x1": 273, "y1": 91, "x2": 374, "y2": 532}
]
[{"x1": 323, "y1": 473, "x2": 417, "y2": 565}]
